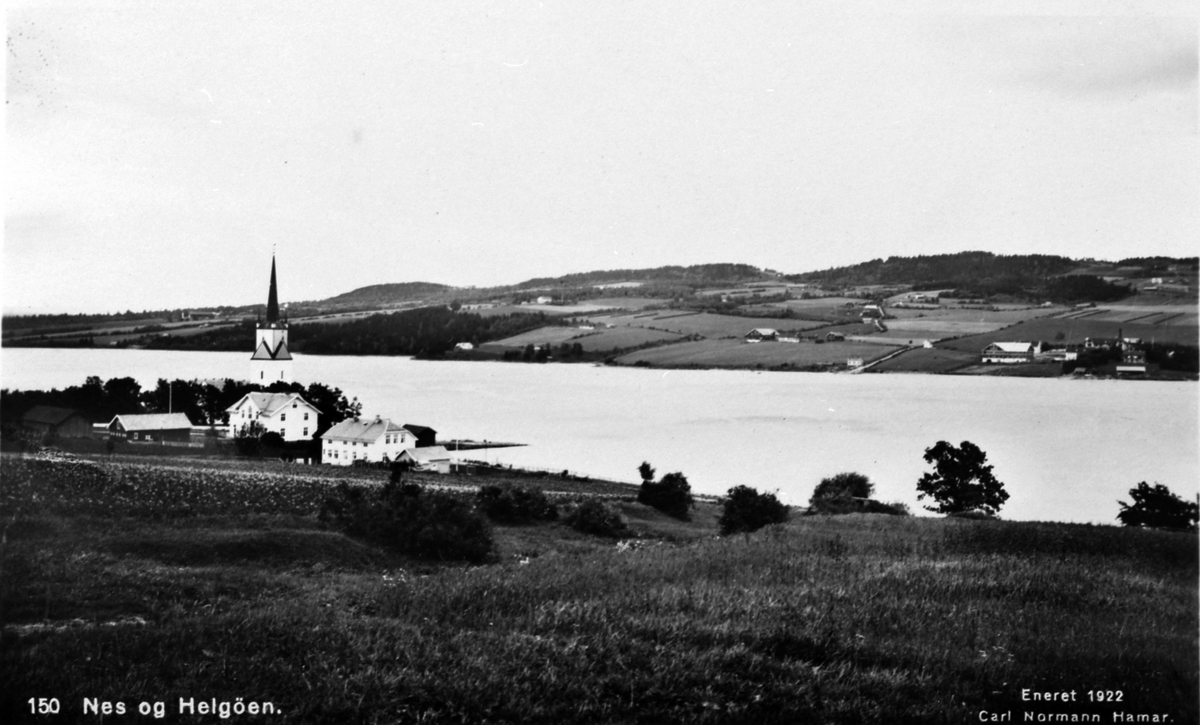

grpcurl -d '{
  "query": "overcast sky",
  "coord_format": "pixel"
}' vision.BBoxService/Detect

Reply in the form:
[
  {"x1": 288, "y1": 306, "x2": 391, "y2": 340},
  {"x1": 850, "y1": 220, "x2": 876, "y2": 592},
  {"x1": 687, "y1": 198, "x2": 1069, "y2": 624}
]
[{"x1": 5, "y1": 0, "x2": 1197, "y2": 314}]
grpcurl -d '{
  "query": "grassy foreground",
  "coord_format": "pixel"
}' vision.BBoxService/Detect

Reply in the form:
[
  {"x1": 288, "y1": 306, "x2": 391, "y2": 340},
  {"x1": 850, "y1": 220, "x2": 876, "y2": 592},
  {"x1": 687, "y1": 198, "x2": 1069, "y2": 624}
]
[{"x1": 1, "y1": 454, "x2": 1196, "y2": 724}]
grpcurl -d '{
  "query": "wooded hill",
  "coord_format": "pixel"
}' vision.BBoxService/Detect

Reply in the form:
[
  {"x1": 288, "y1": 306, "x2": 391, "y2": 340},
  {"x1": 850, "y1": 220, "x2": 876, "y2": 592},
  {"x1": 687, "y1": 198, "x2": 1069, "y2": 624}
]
[
  {"x1": 515, "y1": 263, "x2": 769, "y2": 289},
  {"x1": 782, "y1": 251, "x2": 1197, "y2": 302}
]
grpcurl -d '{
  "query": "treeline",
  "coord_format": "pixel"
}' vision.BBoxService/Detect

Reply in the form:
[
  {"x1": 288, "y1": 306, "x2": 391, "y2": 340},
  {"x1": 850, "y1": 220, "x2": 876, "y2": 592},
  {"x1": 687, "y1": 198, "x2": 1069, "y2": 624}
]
[
  {"x1": 786, "y1": 252, "x2": 1077, "y2": 287},
  {"x1": 517, "y1": 263, "x2": 768, "y2": 289},
  {"x1": 1, "y1": 377, "x2": 361, "y2": 437},
  {"x1": 289, "y1": 308, "x2": 550, "y2": 356},
  {"x1": 786, "y1": 252, "x2": 1139, "y2": 303},
  {"x1": 939, "y1": 274, "x2": 1129, "y2": 304},
  {"x1": 142, "y1": 308, "x2": 551, "y2": 356}
]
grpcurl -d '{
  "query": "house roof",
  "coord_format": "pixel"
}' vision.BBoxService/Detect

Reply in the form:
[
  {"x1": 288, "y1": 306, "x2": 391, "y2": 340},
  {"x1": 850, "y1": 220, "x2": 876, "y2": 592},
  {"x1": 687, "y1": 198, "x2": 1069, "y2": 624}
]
[
  {"x1": 224, "y1": 392, "x2": 319, "y2": 416},
  {"x1": 398, "y1": 445, "x2": 451, "y2": 463},
  {"x1": 109, "y1": 413, "x2": 194, "y2": 431},
  {"x1": 746, "y1": 328, "x2": 777, "y2": 336},
  {"x1": 402, "y1": 424, "x2": 437, "y2": 438},
  {"x1": 321, "y1": 417, "x2": 406, "y2": 443},
  {"x1": 984, "y1": 342, "x2": 1034, "y2": 353},
  {"x1": 23, "y1": 405, "x2": 88, "y2": 426}
]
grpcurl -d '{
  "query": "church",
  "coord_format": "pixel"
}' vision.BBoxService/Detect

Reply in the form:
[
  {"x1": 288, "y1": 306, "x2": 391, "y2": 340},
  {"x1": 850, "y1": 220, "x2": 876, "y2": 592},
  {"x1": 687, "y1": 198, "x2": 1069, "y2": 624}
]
[{"x1": 250, "y1": 256, "x2": 294, "y2": 383}]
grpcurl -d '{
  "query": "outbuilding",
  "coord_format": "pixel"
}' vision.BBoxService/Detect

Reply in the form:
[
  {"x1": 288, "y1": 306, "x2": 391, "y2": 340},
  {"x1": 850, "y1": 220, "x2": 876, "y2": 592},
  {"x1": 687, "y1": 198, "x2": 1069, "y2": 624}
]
[
  {"x1": 397, "y1": 445, "x2": 453, "y2": 474},
  {"x1": 108, "y1": 413, "x2": 195, "y2": 443},
  {"x1": 981, "y1": 342, "x2": 1035, "y2": 364},
  {"x1": 22, "y1": 406, "x2": 93, "y2": 439}
]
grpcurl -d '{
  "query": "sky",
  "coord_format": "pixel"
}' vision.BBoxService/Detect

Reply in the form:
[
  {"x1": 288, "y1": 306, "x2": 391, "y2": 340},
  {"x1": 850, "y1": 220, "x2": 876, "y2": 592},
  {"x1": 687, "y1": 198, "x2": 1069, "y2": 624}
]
[{"x1": 4, "y1": 0, "x2": 1197, "y2": 315}]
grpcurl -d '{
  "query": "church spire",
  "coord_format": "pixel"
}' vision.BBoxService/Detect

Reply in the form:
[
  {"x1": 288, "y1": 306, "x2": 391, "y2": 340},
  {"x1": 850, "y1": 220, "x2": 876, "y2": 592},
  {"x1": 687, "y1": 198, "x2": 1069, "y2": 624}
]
[{"x1": 266, "y1": 256, "x2": 280, "y2": 323}]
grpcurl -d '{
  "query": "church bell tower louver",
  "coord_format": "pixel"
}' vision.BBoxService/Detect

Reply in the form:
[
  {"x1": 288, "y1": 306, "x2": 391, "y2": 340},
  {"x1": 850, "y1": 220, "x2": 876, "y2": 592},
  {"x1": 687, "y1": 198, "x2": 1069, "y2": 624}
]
[{"x1": 250, "y1": 255, "x2": 294, "y2": 384}]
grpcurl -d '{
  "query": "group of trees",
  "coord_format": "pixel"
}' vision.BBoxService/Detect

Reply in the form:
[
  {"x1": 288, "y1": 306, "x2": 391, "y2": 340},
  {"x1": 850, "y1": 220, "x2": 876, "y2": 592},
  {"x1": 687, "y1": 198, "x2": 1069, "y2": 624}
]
[
  {"x1": 802, "y1": 440, "x2": 1196, "y2": 531},
  {"x1": 1, "y1": 376, "x2": 361, "y2": 441},
  {"x1": 144, "y1": 307, "x2": 553, "y2": 358}
]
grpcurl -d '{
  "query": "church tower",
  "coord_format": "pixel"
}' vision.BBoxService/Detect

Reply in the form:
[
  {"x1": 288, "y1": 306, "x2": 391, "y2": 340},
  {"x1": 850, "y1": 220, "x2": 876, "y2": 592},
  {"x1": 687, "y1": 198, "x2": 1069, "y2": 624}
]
[{"x1": 250, "y1": 255, "x2": 294, "y2": 384}]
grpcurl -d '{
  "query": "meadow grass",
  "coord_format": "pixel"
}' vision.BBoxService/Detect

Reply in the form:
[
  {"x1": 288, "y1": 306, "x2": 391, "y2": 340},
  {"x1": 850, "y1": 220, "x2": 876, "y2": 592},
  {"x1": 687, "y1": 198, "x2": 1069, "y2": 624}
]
[{"x1": 1, "y1": 454, "x2": 1195, "y2": 723}]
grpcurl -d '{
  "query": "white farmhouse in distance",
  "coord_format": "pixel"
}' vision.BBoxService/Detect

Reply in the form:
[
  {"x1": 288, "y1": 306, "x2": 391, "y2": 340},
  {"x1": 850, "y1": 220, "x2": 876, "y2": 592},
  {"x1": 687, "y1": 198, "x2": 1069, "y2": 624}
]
[
  {"x1": 321, "y1": 415, "x2": 417, "y2": 466},
  {"x1": 225, "y1": 392, "x2": 320, "y2": 441}
]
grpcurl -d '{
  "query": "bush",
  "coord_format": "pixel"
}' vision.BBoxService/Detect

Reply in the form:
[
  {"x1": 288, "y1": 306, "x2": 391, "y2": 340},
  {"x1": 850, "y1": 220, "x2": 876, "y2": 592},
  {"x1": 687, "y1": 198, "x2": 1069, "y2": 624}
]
[
  {"x1": 564, "y1": 499, "x2": 629, "y2": 538},
  {"x1": 1117, "y1": 482, "x2": 1198, "y2": 530},
  {"x1": 320, "y1": 481, "x2": 495, "y2": 563},
  {"x1": 810, "y1": 472, "x2": 874, "y2": 506},
  {"x1": 476, "y1": 485, "x2": 559, "y2": 524},
  {"x1": 638, "y1": 471, "x2": 694, "y2": 520},
  {"x1": 719, "y1": 485, "x2": 790, "y2": 535},
  {"x1": 259, "y1": 431, "x2": 285, "y2": 449}
]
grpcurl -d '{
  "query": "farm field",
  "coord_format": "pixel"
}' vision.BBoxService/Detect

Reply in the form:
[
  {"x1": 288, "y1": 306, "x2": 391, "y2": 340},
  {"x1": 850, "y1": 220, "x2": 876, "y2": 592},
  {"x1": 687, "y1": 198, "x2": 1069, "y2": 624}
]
[
  {"x1": 865, "y1": 347, "x2": 978, "y2": 373},
  {"x1": 615, "y1": 339, "x2": 893, "y2": 368},
  {"x1": 882, "y1": 319, "x2": 1012, "y2": 336},
  {"x1": 485, "y1": 326, "x2": 588, "y2": 349},
  {"x1": 597, "y1": 312, "x2": 826, "y2": 338},
  {"x1": 938, "y1": 316, "x2": 1200, "y2": 352},
  {"x1": 885, "y1": 305, "x2": 1066, "y2": 323},
  {"x1": 567, "y1": 326, "x2": 685, "y2": 352},
  {"x1": 1, "y1": 452, "x2": 1194, "y2": 724},
  {"x1": 578, "y1": 296, "x2": 665, "y2": 310}
]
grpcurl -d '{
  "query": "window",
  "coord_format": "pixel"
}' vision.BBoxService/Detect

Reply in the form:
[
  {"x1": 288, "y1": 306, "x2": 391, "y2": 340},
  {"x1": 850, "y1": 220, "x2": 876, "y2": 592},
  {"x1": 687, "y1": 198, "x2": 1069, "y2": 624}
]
[
  {"x1": 293, "y1": 403, "x2": 297, "y2": 408},
  {"x1": 304, "y1": 413, "x2": 309, "y2": 420},
  {"x1": 281, "y1": 413, "x2": 286, "y2": 421},
  {"x1": 303, "y1": 427, "x2": 308, "y2": 436}
]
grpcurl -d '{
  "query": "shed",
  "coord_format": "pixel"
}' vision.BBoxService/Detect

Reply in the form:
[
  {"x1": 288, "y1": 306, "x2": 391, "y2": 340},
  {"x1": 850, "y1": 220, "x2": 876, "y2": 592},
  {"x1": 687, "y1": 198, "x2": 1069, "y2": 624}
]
[
  {"x1": 397, "y1": 445, "x2": 453, "y2": 474},
  {"x1": 22, "y1": 406, "x2": 93, "y2": 439},
  {"x1": 108, "y1": 413, "x2": 195, "y2": 443}
]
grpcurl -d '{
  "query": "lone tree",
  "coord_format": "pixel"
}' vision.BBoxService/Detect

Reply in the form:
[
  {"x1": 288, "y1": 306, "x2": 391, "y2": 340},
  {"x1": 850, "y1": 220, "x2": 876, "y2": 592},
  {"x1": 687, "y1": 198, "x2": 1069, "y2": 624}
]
[
  {"x1": 916, "y1": 440, "x2": 1009, "y2": 516},
  {"x1": 720, "y1": 485, "x2": 789, "y2": 535},
  {"x1": 1117, "y1": 482, "x2": 1198, "y2": 530},
  {"x1": 637, "y1": 465, "x2": 693, "y2": 520}
]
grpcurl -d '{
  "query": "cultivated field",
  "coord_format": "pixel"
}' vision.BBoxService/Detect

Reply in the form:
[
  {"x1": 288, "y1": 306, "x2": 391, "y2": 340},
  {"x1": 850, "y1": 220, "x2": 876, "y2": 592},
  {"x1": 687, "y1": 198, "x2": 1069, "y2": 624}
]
[
  {"x1": 597, "y1": 312, "x2": 827, "y2": 338},
  {"x1": 865, "y1": 347, "x2": 979, "y2": 373},
  {"x1": 567, "y1": 327, "x2": 685, "y2": 352},
  {"x1": 616, "y1": 339, "x2": 894, "y2": 368},
  {"x1": 485, "y1": 326, "x2": 588, "y2": 349},
  {"x1": 1, "y1": 453, "x2": 1195, "y2": 723},
  {"x1": 939, "y1": 316, "x2": 1200, "y2": 352}
]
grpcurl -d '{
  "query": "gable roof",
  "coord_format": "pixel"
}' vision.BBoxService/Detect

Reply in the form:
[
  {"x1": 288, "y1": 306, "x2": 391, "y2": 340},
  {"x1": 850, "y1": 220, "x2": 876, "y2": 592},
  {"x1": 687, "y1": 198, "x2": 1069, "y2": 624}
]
[
  {"x1": 398, "y1": 445, "x2": 451, "y2": 463},
  {"x1": 108, "y1": 413, "x2": 194, "y2": 431},
  {"x1": 402, "y1": 424, "x2": 437, "y2": 438},
  {"x1": 321, "y1": 416, "x2": 407, "y2": 443},
  {"x1": 225, "y1": 392, "x2": 319, "y2": 416},
  {"x1": 984, "y1": 342, "x2": 1034, "y2": 353},
  {"x1": 23, "y1": 405, "x2": 88, "y2": 426}
]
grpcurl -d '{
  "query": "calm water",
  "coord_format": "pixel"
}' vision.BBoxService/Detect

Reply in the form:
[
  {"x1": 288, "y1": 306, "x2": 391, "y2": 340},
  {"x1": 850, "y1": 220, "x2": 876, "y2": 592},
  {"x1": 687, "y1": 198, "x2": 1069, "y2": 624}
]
[{"x1": 3, "y1": 347, "x2": 1196, "y2": 524}]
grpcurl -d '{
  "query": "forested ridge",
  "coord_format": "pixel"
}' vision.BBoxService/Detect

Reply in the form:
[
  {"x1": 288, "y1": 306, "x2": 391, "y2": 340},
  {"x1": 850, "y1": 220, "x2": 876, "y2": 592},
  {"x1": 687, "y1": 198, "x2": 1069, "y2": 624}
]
[{"x1": 144, "y1": 307, "x2": 551, "y2": 356}]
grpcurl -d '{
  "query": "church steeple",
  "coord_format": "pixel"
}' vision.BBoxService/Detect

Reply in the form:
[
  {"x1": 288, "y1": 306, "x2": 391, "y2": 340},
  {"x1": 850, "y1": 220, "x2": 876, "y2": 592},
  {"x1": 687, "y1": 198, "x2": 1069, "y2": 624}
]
[
  {"x1": 266, "y1": 256, "x2": 280, "y2": 324},
  {"x1": 251, "y1": 253, "x2": 293, "y2": 384}
]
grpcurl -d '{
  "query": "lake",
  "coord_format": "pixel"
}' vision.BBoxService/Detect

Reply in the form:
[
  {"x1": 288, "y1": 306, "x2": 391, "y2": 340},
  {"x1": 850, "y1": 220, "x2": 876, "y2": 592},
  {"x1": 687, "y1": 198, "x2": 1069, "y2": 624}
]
[{"x1": 2, "y1": 347, "x2": 1196, "y2": 525}]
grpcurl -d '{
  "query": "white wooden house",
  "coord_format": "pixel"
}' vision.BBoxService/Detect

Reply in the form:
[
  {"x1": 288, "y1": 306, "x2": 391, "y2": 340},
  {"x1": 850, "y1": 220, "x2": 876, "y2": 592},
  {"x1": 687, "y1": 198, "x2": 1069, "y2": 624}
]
[
  {"x1": 225, "y1": 392, "x2": 320, "y2": 442},
  {"x1": 321, "y1": 415, "x2": 416, "y2": 466}
]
